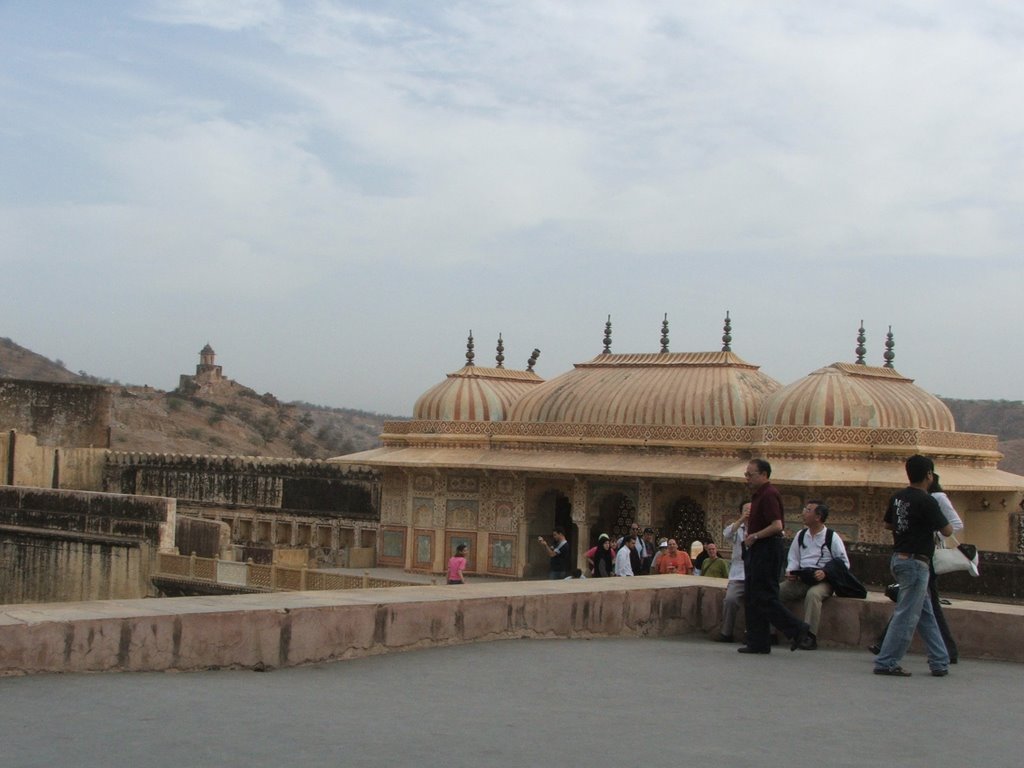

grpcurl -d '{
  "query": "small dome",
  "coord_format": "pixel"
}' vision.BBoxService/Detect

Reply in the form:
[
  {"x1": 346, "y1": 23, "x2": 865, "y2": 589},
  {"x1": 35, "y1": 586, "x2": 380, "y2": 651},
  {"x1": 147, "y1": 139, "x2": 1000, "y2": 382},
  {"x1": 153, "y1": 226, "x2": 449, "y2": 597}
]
[
  {"x1": 507, "y1": 352, "x2": 781, "y2": 427},
  {"x1": 413, "y1": 366, "x2": 544, "y2": 421},
  {"x1": 757, "y1": 363, "x2": 955, "y2": 430}
]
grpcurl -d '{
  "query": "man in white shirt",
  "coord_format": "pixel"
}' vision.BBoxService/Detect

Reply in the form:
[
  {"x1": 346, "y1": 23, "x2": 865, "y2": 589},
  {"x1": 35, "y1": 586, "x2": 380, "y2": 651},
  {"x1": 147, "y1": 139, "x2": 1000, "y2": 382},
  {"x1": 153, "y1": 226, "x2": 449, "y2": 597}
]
[
  {"x1": 715, "y1": 502, "x2": 749, "y2": 642},
  {"x1": 614, "y1": 535, "x2": 637, "y2": 577},
  {"x1": 780, "y1": 501, "x2": 850, "y2": 650}
]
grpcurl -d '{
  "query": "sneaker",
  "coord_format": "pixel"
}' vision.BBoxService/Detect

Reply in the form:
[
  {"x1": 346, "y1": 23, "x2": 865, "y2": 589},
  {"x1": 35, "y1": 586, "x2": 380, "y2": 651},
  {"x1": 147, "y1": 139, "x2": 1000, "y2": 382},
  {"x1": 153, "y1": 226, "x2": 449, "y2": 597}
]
[
  {"x1": 867, "y1": 643, "x2": 881, "y2": 655},
  {"x1": 873, "y1": 666, "x2": 912, "y2": 677},
  {"x1": 799, "y1": 633, "x2": 817, "y2": 651},
  {"x1": 931, "y1": 669, "x2": 949, "y2": 677},
  {"x1": 737, "y1": 646, "x2": 770, "y2": 654}
]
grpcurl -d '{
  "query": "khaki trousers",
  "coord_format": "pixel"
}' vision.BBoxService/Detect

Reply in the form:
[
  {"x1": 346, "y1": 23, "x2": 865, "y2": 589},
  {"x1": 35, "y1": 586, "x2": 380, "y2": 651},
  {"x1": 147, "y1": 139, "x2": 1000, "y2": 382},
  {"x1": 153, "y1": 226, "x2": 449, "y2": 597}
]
[{"x1": 778, "y1": 579, "x2": 833, "y2": 634}]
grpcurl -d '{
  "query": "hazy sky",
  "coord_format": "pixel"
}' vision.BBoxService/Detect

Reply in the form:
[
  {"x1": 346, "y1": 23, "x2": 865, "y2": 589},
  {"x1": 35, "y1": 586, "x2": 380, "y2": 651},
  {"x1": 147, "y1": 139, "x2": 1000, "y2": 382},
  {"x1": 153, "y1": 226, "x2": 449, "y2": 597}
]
[{"x1": 2, "y1": 1, "x2": 1022, "y2": 416}]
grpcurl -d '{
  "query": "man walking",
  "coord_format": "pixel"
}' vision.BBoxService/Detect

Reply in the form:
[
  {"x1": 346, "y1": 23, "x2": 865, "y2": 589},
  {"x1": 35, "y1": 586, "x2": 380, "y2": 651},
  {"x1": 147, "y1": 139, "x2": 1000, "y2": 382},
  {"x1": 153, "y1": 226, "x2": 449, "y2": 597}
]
[
  {"x1": 738, "y1": 459, "x2": 810, "y2": 655},
  {"x1": 874, "y1": 454, "x2": 954, "y2": 677},
  {"x1": 780, "y1": 501, "x2": 849, "y2": 650}
]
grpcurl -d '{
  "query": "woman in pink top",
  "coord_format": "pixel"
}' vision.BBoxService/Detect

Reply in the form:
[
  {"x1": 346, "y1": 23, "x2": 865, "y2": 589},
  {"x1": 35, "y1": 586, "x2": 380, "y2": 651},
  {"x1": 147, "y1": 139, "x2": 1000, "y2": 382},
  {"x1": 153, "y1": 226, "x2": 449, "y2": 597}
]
[{"x1": 447, "y1": 544, "x2": 468, "y2": 584}]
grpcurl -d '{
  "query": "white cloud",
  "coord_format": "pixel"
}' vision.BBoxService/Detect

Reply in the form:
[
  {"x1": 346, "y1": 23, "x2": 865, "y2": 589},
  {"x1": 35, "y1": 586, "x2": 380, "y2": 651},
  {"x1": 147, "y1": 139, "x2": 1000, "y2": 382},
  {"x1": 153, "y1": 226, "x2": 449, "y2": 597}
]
[{"x1": 3, "y1": 1, "x2": 1024, "y2": 411}]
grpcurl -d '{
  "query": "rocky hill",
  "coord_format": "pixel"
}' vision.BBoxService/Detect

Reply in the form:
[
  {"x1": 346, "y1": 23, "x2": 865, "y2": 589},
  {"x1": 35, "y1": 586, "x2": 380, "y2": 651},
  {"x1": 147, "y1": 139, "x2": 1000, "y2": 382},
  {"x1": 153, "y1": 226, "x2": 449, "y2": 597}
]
[
  {"x1": 0, "y1": 336, "x2": 395, "y2": 458},
  {"x1": 942, "y1": 398, "x2": 1024, "y2": 476},
  {"x1": 109, "y1": 383, "x2": 391, "y2": 458},
  {"x1": 0, "y1": 337, "x2": 90, "y2": 384}
]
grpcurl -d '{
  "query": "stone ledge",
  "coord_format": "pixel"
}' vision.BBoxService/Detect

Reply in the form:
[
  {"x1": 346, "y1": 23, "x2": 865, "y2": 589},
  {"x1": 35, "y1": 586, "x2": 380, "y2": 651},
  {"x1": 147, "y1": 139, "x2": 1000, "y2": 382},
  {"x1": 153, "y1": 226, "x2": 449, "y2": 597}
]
[{"x1": 1, "y1": 576, "x2": 1021, "y2": 676}]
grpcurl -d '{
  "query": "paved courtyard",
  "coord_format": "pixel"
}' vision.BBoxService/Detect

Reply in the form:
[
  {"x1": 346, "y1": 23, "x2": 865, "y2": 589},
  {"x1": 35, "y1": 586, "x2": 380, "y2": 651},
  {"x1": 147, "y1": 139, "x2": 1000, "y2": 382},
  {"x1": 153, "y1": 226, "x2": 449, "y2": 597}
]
[{"x1": 1, "y1": 636, "x2": 1019, "y2": 768}]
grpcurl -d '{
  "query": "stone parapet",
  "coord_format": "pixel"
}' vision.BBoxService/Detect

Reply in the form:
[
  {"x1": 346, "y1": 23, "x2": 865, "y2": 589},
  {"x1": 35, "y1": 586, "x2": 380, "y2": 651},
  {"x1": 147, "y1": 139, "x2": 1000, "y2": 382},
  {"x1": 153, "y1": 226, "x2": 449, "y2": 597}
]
[{"x1": 1, "y1": 577, "x2": 1021, "y2": 676}]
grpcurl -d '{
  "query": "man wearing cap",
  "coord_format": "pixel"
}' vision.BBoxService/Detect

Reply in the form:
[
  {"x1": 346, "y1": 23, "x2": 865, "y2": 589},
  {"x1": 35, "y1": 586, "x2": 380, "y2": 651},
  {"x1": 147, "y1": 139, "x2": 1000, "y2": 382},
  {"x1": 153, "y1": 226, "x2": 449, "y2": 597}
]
[
  {"x1": 650, "y1": 539, "x2": 669, "y2": 573},
  {"x1": 874, "y1": 454, "x2": 954, "y2": 677}
]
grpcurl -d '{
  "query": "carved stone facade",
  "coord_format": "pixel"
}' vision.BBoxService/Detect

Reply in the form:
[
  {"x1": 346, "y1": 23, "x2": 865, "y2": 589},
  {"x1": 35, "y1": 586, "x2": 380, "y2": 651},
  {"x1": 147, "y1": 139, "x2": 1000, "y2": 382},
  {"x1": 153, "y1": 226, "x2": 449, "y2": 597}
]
[{"x1": 336, "y1": 344, "x2": 1024, "y2": 573}]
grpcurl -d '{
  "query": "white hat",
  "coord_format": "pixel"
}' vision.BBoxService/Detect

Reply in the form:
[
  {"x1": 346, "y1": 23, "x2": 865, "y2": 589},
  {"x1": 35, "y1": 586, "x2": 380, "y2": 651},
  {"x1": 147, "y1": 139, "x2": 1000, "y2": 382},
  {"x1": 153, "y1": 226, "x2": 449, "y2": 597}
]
[{"x1": 658, "y1": 539, "x2": 669, "y2": 548}]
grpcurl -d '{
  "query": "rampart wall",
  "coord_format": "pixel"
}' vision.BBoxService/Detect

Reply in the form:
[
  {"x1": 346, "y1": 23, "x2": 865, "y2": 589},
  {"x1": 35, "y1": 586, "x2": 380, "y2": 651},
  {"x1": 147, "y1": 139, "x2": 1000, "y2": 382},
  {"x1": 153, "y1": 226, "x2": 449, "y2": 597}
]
[{"x1": 0, "y1": 486, "x2": 175, "y2": 604}]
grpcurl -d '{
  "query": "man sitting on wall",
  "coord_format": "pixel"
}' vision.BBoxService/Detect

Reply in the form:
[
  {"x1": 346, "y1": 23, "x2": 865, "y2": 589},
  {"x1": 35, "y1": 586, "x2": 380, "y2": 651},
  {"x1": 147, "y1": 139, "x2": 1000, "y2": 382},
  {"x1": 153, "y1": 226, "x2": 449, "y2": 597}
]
[{"x1": 780, "y1": 501, "x2": 850, "y2": 650}]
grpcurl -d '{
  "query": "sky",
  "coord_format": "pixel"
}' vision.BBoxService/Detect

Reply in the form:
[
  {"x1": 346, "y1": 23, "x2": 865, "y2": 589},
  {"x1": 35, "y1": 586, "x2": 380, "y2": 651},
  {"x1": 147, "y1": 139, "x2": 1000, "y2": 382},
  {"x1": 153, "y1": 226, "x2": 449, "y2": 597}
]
[{"x1": 2, "y1": 1, "x2": 1022, "y2": 416}]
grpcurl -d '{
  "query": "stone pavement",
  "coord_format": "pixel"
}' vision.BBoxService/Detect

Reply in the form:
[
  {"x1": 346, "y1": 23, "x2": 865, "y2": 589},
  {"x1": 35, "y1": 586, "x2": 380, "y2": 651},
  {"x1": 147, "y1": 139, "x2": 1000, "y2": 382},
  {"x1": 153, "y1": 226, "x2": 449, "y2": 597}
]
[{"x1": 1, "y1": 636, "x2": 1019, "y2": 768}]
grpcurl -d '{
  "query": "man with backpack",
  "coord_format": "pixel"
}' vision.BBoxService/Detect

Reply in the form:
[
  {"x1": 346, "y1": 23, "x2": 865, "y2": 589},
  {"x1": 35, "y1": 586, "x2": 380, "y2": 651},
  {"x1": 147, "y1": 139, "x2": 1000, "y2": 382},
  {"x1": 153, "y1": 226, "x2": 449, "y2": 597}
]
[{"x1": 780, "y1": 501, "x2": 850, "y2": 650}]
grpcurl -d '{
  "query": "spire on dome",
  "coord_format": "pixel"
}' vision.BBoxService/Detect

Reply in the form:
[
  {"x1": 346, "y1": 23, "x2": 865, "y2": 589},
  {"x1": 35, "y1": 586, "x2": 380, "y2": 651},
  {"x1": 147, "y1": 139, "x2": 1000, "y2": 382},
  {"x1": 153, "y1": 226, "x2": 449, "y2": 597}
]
[
  {"x1": 883, "y1": 326, "x2": 895, "y2": 368},
  {"x1": 602, "y1": 315, "x2": 612, "y2": 354},
  {"x1": 855, "y1": 321, "x2": 866, "y2": 365},
  {"x1": 721, "y1": 311, "x2": 732, "y2": 352},
  {"x1": 660, "y1": 314, "x2": 670, "y2": 353},
  {"x1": 465, "y1": 331, "x2": 475, "y2": 367},
  {"x1": 495, "y1": 333, "x2": 505, "y2": 368},
  {"x1": 527, "y1": 348, "x2": 540, "y2": 372}
]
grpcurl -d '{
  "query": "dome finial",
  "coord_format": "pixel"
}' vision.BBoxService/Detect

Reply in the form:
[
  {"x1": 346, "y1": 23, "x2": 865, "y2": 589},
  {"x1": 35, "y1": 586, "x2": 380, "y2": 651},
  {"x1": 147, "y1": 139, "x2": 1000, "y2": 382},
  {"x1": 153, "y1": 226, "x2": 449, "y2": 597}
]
[
  {"x1": 527, "y1": 348, "x2": 540, "y2": 372},
  {"x1": 721, "y1": 311, "x2": 732, "y2": 352},
  {"x1": 602, "y1": 315, "x2": 612, "y2": 354},
  {"x1": 660, "y1": 313, "x2": 670, "y2": 353},
  {"x1": 883, "y1": 325, "x2": 895, "y2": 368},
  {"x1": 465, "y1": 330, "x2": 475, "y2": 367},
  {"x1": 855, "y1": 320, "x2": 866, "y2": 365},
  {"x1": 495, "y1": 333, "x2": 504, "y2": 368}
]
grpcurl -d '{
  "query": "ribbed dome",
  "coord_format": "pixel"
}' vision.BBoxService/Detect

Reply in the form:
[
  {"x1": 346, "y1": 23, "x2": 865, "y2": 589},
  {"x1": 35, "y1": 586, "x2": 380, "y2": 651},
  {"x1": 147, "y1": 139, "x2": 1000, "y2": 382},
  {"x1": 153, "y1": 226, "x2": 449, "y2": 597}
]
[
  {"x1": 507, "y1": 352, "x2": 781, "y2": 427},
  {"x1": 413, "y1": 366, "x2": 544, "y2": 421},
  {"x1": 757, "y1": 363, "x2": 955, "y2": 430}
]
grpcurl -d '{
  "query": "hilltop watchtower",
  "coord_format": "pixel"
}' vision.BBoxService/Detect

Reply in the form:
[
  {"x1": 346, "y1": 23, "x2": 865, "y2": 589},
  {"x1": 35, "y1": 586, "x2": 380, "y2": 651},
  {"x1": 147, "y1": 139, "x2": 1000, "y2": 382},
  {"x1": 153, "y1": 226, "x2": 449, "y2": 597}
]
[{"x1": 178, "y1": 343, "x2": 225, "y2": 390}]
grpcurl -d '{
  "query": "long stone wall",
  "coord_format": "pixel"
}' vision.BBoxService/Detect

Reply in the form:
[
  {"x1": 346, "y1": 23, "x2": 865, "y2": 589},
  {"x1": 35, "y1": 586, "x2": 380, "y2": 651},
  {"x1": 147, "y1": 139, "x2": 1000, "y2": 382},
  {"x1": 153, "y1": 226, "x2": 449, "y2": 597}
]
[
  {"x1": 0, "y1": 486, "x2": 175, "y2": 604},
  {"x1": 104, "y1": 452, "x2": 378, "y2": 517},
  {"x1": 1, "y1": 577, "x2": 1021, "y2": 675}
]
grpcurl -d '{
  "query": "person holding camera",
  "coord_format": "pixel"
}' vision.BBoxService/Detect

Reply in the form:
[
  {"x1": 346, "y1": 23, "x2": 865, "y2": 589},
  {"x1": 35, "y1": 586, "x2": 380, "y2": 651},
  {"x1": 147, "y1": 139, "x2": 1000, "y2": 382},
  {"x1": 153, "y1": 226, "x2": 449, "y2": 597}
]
[
  {"x1": 537, "y1": 528, "x2": 569, "y2": 580},
  {"x1": 779, "y1": 501, "x2": 850, "y2": 650}
]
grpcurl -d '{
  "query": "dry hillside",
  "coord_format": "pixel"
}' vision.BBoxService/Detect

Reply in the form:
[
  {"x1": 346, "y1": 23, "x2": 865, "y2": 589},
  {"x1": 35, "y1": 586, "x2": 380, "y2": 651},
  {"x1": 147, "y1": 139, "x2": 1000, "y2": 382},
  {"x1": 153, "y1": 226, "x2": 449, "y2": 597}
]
[{"x1": 0, "y1": 336, "x2": 395, "y2": 458}]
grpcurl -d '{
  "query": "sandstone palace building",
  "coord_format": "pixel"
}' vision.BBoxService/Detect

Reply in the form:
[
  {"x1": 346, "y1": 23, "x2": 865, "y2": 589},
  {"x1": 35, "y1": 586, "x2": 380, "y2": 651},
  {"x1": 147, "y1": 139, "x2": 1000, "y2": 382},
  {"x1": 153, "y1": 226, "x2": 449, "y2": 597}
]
[{"x1": 333, "y1": 317, "x2": 1024, "y2": 579}]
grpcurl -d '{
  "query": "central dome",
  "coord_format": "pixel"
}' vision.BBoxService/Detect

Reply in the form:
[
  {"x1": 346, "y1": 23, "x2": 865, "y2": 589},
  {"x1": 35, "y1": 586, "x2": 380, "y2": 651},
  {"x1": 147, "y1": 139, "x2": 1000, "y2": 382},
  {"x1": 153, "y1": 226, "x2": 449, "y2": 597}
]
[{"x1": 507, "y1": 351, "x2": 781, "y2": 427}]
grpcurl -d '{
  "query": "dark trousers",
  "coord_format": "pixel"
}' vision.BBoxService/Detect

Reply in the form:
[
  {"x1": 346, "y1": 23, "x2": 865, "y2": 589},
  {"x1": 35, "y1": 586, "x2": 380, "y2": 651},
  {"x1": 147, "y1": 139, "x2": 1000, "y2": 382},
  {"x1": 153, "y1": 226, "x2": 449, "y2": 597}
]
[
  {"x1": 743, "y1": 537, "x2": 805, "y2": 650},
  {"x1": 877, "y1": 568, "x2": 958, "y2": 659}
]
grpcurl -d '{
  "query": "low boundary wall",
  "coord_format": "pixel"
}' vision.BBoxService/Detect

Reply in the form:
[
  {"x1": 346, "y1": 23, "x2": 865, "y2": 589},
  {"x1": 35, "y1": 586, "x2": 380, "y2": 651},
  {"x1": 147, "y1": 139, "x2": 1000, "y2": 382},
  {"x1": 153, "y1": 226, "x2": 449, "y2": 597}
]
[{"x1": 1, "y1": 576, "x2": 1022, "y2": 676}]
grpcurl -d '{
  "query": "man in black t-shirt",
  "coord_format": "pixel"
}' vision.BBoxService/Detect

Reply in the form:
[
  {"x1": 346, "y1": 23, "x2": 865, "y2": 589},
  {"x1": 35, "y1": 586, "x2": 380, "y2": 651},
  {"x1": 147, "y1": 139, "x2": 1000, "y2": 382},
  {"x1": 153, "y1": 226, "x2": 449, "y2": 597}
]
[
  {"x1": 537, "y1": 528, "x2": 569, "y2": 580},
  {"x1": 874, "y1": 454, "x2": 954, "y2": 677}
]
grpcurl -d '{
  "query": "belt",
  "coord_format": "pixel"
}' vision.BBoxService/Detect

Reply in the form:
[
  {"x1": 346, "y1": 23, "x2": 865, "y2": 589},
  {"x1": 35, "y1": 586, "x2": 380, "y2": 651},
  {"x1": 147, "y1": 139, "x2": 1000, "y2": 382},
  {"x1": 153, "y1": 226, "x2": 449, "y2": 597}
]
[{"x1": 895, "y1": 553, "x2": 930, "y2": 564}]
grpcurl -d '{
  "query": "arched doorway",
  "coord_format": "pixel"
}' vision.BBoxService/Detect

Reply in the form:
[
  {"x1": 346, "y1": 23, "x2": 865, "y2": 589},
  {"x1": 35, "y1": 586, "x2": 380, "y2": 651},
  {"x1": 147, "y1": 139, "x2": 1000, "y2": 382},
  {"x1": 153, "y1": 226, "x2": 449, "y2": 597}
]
[{"x1": 525, "y1": 490, "x2": 575, "y2": 578}]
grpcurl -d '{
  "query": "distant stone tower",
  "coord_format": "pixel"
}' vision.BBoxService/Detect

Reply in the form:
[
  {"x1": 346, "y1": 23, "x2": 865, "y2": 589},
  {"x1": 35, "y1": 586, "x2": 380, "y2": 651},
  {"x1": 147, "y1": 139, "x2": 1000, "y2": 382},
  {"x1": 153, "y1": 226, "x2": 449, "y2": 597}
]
[{"x1": 179, "y1": 343, "x2": 225, "y2": 390}]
